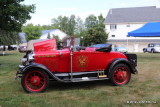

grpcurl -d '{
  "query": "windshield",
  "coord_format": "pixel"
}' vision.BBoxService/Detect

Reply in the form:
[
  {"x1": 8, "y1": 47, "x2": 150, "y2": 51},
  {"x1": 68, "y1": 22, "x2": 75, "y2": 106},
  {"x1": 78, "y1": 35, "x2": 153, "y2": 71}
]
[{"x1": 90, "y1": 44, "x2": 111, "y2": 48}]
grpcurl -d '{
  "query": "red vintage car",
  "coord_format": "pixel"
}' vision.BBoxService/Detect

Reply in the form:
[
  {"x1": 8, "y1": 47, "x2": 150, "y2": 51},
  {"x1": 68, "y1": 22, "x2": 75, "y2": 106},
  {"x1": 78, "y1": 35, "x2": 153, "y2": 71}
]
[{"x1": 16, "y1": 38, "x2": 137, "y2": 93}]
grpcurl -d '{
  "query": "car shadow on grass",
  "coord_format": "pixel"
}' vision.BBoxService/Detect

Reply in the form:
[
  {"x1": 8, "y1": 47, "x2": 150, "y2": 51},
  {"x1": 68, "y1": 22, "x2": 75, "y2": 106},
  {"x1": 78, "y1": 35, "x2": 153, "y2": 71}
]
[{"x1": 47, "y1": 80, "x2": 112, "y2": 92}]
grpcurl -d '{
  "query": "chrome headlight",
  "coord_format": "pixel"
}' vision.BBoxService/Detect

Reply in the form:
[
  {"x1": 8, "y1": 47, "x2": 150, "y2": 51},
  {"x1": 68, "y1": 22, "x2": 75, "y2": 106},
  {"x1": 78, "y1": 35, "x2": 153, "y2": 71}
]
[{"x1": 28, "y1": 53, "x2": 35, "y2": 62}]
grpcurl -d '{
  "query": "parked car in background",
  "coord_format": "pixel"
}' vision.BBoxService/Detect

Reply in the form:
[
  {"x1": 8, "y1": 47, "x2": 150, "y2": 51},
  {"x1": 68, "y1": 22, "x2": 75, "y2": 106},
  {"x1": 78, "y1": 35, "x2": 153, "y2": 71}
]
[
  {"x1": 0, "y1": 45, "x2": 3, "y2": 51},
  {"x1": 18, "y1": 43, "x2": 27, "y2": 53},
  {"x1": 8, "y1": 45, "x2": 18, "y2": 50},
  {"x1": 143, "y1": 43, "x2": 160, "y2": 53},
  {"x1": 0, "y1": 45, "x2": 7, "y2": 51},
  {"x1": 112, "y1": 47, "x2": 128, "y2": 53}
]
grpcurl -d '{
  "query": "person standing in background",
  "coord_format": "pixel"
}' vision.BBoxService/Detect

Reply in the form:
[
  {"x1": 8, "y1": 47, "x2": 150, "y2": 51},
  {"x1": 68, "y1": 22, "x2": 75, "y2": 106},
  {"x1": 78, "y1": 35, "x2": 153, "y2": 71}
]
[{"x1": 2, "y1": 45, "x2": 6, "y2": 56}]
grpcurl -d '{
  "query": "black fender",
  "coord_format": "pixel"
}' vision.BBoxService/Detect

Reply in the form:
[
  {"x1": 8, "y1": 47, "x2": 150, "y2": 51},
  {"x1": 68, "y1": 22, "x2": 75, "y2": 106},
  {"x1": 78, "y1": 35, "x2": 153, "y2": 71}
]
[
  {"x1": 106, "y1": 58, "x2": 137, "y2": 77},
  {"x1": 21, "y1": 63, "x2": 69, "y2": 83}
]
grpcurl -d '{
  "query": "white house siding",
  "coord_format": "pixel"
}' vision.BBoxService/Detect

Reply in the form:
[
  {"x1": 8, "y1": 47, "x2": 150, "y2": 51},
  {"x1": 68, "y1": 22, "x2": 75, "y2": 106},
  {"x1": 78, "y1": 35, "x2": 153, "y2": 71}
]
[
  {"x1": 106, "y1": 23, "x2": 160, "y2": 40},
  {"x1": 105, "y1": 23, "x2": 160, "y2": 52},
  {"x1": 106, "y1": 23, "x2": 144, "y2": 40},
  {"x1": 51, "y1": 29, "x2": 67, "y2": 40},
  {"x1": 40, "y1": 33, "x2": 48, "y2": 39}
]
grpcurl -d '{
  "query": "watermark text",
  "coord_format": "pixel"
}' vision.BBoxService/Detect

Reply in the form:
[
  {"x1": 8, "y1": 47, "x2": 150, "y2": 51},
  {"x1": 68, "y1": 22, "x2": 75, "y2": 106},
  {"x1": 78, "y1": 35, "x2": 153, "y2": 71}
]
[{"x1": 127, "y1": 100, "x2": 157, "y2": 104}]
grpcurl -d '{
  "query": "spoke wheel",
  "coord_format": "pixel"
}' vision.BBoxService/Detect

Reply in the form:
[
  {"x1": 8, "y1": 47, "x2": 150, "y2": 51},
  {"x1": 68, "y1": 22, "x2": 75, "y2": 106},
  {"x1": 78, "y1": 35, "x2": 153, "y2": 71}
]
[
  {"x1": 21, "y1": 69, "x2": 49, "y2": 93},
  {"x1": 110, "y1": 64, "x2": 131, "y2": 86}
]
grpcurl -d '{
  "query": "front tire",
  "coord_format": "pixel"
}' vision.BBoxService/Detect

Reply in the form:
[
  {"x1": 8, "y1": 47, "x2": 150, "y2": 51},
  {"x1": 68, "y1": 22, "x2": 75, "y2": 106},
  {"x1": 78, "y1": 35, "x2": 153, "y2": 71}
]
[
  {"x1": 151, "y1": 49, "x2": 155, "y2": 53},
  {"x1": 21, "y1": 68, "x2": 49, "y2": 93},
  {"x1": 109, "y1": 64, "x2": 131, "y2": 86}
]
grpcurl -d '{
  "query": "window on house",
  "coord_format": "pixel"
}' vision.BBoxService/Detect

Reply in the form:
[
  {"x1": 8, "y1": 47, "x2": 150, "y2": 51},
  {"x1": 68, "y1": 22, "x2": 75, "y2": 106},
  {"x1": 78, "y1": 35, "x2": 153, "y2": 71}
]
[
  {"x1": 110, "y1": 24, "x2": 117, "y2": 30},
  {"x1": 112, "y1": 35, "x2": 115, "y2": 37}
]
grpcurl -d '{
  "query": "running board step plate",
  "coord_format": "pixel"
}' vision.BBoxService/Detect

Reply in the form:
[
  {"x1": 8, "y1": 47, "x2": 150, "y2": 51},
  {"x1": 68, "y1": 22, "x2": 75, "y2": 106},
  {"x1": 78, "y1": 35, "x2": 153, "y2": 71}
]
[{"x1": 71, "y1": 77, "x2": 109, "y2": 82}]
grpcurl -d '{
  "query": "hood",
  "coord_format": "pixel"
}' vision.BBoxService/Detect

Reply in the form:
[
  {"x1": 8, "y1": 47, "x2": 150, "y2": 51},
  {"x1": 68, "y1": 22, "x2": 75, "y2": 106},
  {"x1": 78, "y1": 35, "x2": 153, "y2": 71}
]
[
  {"x1": 27, "y1": 39, "x2": 48, "y2": 51},
  {"x1": 34, "y1": 39, "x2": 57, "y2": 53}
]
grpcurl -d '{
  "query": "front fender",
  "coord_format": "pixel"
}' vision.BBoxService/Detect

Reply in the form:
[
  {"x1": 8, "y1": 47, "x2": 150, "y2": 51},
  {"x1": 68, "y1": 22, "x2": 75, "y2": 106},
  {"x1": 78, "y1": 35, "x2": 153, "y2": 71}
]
[
  {"x1": 21, "y1": 63, "x2": 49, "y2": 72},
  {"x1": 20, "y1": 63, "x2": 69, "y2": 82},
  {"x1": 106, "y1": 58, "x2": 137, "y2": 76}
]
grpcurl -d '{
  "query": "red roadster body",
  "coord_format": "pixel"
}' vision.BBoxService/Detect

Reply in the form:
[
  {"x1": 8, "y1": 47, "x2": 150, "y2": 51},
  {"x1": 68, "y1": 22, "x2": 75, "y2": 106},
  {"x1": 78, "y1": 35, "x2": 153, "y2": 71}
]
[{"x1": 16, "y1": 39, "x2": 137, "y2": 93}]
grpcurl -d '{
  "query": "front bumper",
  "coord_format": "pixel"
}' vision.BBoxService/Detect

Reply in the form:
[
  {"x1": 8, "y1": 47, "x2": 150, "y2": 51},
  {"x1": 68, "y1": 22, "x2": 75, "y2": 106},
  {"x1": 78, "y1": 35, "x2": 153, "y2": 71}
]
[{"x1": 15, "y1": 65, "x2": 25, "y2": 79}]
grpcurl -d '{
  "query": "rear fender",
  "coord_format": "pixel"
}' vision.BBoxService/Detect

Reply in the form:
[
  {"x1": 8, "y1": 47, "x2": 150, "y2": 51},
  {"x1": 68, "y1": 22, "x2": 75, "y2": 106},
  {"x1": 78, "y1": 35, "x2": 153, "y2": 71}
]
[{"x1": 106, "y1": 58, "x2": 137, "y2": 77}]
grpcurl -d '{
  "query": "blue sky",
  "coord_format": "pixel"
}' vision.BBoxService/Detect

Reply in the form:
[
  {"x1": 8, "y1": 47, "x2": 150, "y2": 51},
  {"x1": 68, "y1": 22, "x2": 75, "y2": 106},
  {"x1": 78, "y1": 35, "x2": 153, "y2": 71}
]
[{"x1": 22, "y1": 0, "x2": 158, "y2": 25}]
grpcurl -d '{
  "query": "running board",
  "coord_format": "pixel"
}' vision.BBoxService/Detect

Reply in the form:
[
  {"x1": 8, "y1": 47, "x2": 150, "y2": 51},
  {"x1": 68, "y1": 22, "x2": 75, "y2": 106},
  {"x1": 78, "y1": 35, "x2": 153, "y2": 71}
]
[
  {"x1": 54, "y1": 70, "x2": 107, "y2": 77},
  {"x1": 54, "y1": 71, "x2": 98, "y2": 77},
  {"x1": 71, "y1": 77, "x2": 109, "y2": 82}
]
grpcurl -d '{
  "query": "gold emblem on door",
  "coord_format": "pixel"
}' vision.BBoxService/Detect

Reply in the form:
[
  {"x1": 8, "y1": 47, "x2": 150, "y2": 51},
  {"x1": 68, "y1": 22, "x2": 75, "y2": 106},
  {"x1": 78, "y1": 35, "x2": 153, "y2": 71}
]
[{"x1": 77, "y1": 55, "x2": 88, "y2": 68}]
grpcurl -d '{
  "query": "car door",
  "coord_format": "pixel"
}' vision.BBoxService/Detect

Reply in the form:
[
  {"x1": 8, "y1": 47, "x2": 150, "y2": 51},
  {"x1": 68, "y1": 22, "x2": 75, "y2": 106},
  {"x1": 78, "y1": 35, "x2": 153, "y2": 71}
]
[
  {"x1": 72, "y1": 51, "x2": 110, "y2": 72},
  {"x1": 147, "y1": 44, "x2": 152, "y2": 52}
]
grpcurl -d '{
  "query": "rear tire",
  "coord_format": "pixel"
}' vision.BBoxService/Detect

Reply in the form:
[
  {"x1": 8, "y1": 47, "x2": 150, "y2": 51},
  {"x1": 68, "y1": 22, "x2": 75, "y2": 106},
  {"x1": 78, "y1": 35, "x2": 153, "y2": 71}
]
[
  {"x1": 143, "y1": 49, "x2": 147, "y2": 53},
  {"x1": 21, "y1": 68, "x2": 49, "y2": 93},
  {"x1": 109, "y1": 64, "x2": 131, "y2": 86}
]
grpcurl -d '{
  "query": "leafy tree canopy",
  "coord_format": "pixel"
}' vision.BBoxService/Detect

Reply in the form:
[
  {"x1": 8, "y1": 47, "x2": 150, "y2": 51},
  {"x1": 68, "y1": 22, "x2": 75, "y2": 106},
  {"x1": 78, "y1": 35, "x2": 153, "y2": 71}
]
[
  {"x1": 83, "y1": 14, "x2": 108, "y2": 46},
  {"x1": 0, "y1": 0, "x2": 35, "y2": 32},
  {"x1": 50, "y1": 14, "x2": 107, "y2": 46},
  {"x1": 51, "y1": 15, "x2": 77, "y2": 35},
  {"x1": 0, "y1": 30, "x2": 20, "y2": 45},
  {"x1": 0, "y1": 0, "x2": 35, "y2": 45},
  {"x1": 85, "y1": 14, "x2": 97, "y2": 28},
  {"x1": 22, "y1": 24, "x2": 42, "y2": 41}
]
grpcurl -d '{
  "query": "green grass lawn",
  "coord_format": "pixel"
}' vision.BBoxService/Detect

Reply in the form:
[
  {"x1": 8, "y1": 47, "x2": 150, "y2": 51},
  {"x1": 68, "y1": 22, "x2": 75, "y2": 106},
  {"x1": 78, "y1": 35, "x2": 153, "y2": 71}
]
[{"x1": 0, "y1": 51, "x2": 159, "y2": 107}]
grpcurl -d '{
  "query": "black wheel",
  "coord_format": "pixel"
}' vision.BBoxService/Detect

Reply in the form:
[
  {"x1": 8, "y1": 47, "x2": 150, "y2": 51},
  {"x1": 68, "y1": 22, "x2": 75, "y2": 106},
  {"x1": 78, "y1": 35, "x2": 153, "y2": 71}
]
[
  {"x1": 151, "y1": 49, "x2": 155, "y2": 53},
  {"x1": 143, "y1": 49, "x2": 146, "y2": 53},
  {"x1": 21, "y1": 68, "x2": 49, "y2": 93},
  {"x1": 109, "y1": 64, "x2": 131, "y2": 86}
]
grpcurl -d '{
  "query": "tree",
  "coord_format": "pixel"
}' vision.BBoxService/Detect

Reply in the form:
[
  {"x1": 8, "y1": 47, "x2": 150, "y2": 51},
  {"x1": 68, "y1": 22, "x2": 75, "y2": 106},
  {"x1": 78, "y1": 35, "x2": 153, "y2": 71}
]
[
  {"x1": 0, "y1": 0, "x2": 35, "y2": 31},
  {"x1": 51, "y1": 16, "x2": 62, "y2": 29},
  {"x1": 74, "y1": 17, "x2": 85, "y2": 37},
  {"x1": 41, "y1": 25, "x2": 54, "y2": 30},
  {"x1": 22, "y1": 24, "x2": 42, "y2": 41},
  {"x1": 97, "y1": 14, "x2": 105, "y2": 28},
  {"x1": 0, "y1": 30, "x2": 20, "y2": 45},
  {"x1": 51, "y1": 16, "x2": 69, "y2": 33},
  {"x1": 83, "y1": 14, "x2": 108, "y2": 46},
  {"x1": 51, "y1": 14, "x2": 108, "y2": 46},
  {"x1": 83, "y1": 27, "x2": 107, "y2": 46},
  {"x1": 0, "y1": 0, "x2": 35, "y2": 45},
  {"x1": 85, "y1": 14, "x2": 97, "y2": 28},
  {"x1": 51, "y1": 15, "x2": 77, "y2": 35},
  {"x1": 47, "y1": 33, "x2": 51, "y2": 39},
  {"x1": 53, "y1": 35, "x2": 61, "y2": 43},
  {"x1": 68, "y1": 15, "x2": 76, "y2": 35}
]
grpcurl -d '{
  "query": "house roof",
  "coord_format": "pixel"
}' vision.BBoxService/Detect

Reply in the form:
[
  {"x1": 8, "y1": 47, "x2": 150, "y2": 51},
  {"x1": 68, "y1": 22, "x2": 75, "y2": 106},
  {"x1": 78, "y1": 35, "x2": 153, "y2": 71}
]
[
  {"x1": 40, "y1": 29, "x2": 67, "y2": 39},
  {"x1": 105, "y1": 6, "x2": 160, "y2": 24},
  {"x1": 42, "y1": 29, "x2": 58, "y2": 35}
]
